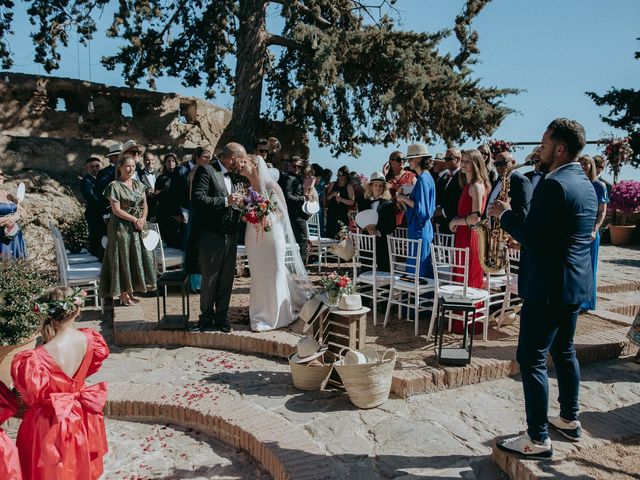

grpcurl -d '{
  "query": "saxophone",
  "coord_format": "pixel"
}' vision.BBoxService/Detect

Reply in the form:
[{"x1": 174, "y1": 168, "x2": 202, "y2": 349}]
[{"x1": 473, "y1": 161, "x2": 534, "y2": 274}]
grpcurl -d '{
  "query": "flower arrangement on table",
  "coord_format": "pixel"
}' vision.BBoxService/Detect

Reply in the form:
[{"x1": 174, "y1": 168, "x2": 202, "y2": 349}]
[
  {"x1": 488, "y1": 139, "x2": 513, "y2": 157},
  {"x1": 599, "y1": 135, "x2": 634, "y2": 184},
  {"x1": 240, "y1": 187, "x2": 277, "y2": 239},
  {"x1": 320, "y1": 272, "x2": 355, "y2": 306},
  {"x1": 609, "y1": 180, "x2": 640, "y2": 225}
]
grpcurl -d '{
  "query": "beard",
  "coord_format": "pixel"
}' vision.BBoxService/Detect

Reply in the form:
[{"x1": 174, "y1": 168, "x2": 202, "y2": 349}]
[{"x1": 538, "y1": 149, "x2": 556, "y2": 174}]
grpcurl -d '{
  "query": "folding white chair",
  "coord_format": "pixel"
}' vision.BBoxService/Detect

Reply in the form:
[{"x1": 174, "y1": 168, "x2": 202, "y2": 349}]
[
  {"x1": 430, "y1": 244, "x2": 491, "y2": 341},
  {"x1": 148, "y1": 223, "x2": 183, "y2": 273},
  {"x1": 49, "y1": 223, "x2": 100, "y2": 264},
  {"x1": 284, "y1": 243, "x2": 300, "y2": 271},
  {"x1": 433, "y1": 232, "x2": 454, "y2": 248},
  {"x1": 51, "y1": 226, "x2": 102, "y2": 308},
  {"x1": 351, "y1": 232, "x2": 392, "y2": 326},
  {"x1": 384, "y1": 236, "x2": 435, "y2": 336},
  {"x1": 498, "y1": 247, "x2": 521, "y2": 329},
  {"x1": 394, "y1": 227, "x2": 408, "y2": 239},
  {"x1": 307, "y1": 212, "x2": 339, "y2": 272}
]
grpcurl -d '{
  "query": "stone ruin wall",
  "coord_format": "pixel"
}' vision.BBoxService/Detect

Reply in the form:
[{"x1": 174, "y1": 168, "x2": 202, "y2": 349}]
[{"x1": 0, "y1": 72, "x2": 308, "y2": 173}]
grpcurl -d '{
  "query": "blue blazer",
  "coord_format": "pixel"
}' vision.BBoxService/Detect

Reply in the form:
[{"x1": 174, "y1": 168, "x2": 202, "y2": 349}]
[{"x1": 500, "y1": 162, "x2": 597, "y2": 304}]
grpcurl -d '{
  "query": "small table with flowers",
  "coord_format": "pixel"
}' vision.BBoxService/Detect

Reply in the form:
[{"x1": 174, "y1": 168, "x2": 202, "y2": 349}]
[{"x1": 320, "y1": 305, "x2": 370, "y2": 356}]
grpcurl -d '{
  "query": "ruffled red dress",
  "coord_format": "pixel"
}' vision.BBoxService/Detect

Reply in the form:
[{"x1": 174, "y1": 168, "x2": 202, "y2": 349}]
[
  {"x1": 11, "y1": 329, "x2": 109, "y2": 480},
  {"x1": 0, "y1": 381, "x2": 22, "y2": 480}
]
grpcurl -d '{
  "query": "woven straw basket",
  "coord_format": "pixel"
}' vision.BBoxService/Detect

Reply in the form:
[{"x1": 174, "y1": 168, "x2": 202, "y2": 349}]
[
  {"x1": 289, "y1": 354, "x2": 332, "y2": 391},
  {"x1": 330, "y1": 237, "x2": 356, "y2": 261},
  {"x1": 334, "y1": 348, "x2": 397, "y2": 409}
]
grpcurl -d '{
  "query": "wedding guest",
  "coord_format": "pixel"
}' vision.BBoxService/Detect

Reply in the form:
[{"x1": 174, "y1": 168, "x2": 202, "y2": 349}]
[
  {"x1": 485, "y1": 152, "x2": 533, "y2": 224},
  {"x1": 434, "y1": 147, "x2": 463, "y2": 234},
  {"x1": 579, "y1": 155, "x2": 608, "y2": 311},
  {"x1": 95, "y1": 142, "x2": 123, "y2": 235},
  {"x1": 81, "y1": 156, "x2": 103, "y2": 258},
  {"x1": 155, "y1": 153, "x2": 182, "y2": 248},
  {"x1": 448, "y1": 149, "x2": 490, "y2": 333},
  {"x1": 168, "y1": 150, "x2": 199, "y2": 236},
  {"x1": 0, "y1": 381, "x2": 21, "y2": 480},
  {"x1": 281, "y1": 156, "x2": 310, "y2": 260},
  {"x1": 302, "y1": 165, "x2": 319, "y2": 203},
  {"x1": 99, "y1": 151, "x2": 157, "y2": 306},
  {"x1": 524, "y1": 146, "x2": 545, "y2": 192},
  {"x1": 326, "y1": 165, "x2": 355, "y2": 238},
  {"x1": 311, "y1": 163, "x2": 326, "y2": 235},
  {"x1": 137, "y1": 152, "x2": 160, "y2": 222},
  {"x1": 184, "y1": 146, "x2": 214, "y2": 293},
  {"x1": 0, "y1": 169, "x2": 27, "y2": 259},
  {"x1": 12, "y1": 286, "x2": 109, "y2": 480},
  {"x1": 396, "y1": 144, "x2": 436, "y2": 277},
  {"x1": 491, "y1": 118, "x2": 596, "y2": 459},
  {"x1": 479, "y1": 143, "x2": 499, "y2": 186},
  {"x1": 593, "y1": 155, "x2": 613, "y2": 197},
  {"x1": 359, "y1": 172, "x2": 396, "y2": 271},
  {"x1": 385, "y1": 150, "x2": 416, "y2": 226}
]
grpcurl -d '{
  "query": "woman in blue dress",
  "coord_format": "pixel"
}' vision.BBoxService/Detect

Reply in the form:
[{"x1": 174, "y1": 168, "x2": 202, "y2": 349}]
[
  {"x1": 0, "y1": 169, "x2": 27, "y2": 259},
  {"x1": 396, "y1": 146, "x2": 436, "y2": 277},
  {"x1": 579, "y1": 155, "x2": 608, "y2": 311}
]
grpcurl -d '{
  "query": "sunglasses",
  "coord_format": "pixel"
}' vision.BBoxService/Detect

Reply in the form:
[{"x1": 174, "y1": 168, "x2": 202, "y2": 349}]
[
  {"x1": 494, "y1": 161, "x2": 508, "y2": 168},
  {"x1": 392, "y1": 157, "x2": 405, "y2": 162},
  {"x1": 444, "y1": 156, "x2": 459, "y2": 161},
  {"x1": 258, "y1": 148, "x2": 269, "y2": 154}
]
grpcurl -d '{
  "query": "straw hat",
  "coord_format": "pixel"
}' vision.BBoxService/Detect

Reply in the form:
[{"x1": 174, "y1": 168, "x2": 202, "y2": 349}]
[
  {"x1": 406, "y1": 144, "x2": 429, "y2": 158},
  {"x1": 368, "y1": 171, "x2": 388, "y2": 183},
  {"x1": 119, "y1": 139, "x2": 146, "y2": 158},
  {"x1": 290, "y1": 336, "x2": 328, "y2": 364},
  {"x1": 299, "y1": 296, "x2": 327, "y2": 324},
  {"x1": 107, "y1": 143, "x2": 123, "y2": 157}
]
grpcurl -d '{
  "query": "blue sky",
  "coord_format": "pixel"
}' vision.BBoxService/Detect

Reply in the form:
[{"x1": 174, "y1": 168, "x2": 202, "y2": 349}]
[{"x1": 5, "y1": 0, "x2": 640, "y2": 180}]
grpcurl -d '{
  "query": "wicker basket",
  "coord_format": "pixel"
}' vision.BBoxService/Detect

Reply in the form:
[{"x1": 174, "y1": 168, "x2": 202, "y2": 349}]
[
  {"x1": 334, "y1": 348, "x2": 397, "y2": 409},
  {"x1": 289, "y1": 354, "x2": 332, "y2": 391},
  {"x1": 330, "y1": 237, "x2": 355, "y2": 261}
]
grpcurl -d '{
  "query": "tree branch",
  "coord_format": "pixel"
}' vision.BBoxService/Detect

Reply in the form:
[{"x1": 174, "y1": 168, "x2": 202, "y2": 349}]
[
  {"x1": 269, "y1": 0, "x2": 332, "y2": 27},
  {"x1": 266, "y1": 32, "x2": 302, "y2": 49}
]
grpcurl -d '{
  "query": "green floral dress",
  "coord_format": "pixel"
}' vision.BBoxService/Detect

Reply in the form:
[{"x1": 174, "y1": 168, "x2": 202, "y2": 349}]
[{"x1": 99, "y1": 179, "x2": 157, "y2": 297}]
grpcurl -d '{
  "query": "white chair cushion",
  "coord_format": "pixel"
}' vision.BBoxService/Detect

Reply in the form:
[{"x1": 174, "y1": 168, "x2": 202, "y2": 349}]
[
  {"x1": 393, "y1": 276, "x2": 435, "y2": 291},
  {"x1": 68, "y1": 262, "x2": 103, "y2": 272},
  {"x1": 66, "y1": 268, "x2": 101, "y2": 281},
  {"x1": 439, "y1": 284, "x2": 490, "y2": 302},
  {"x1": 67, "y1": 254, "x2": 100, "y2": 264},
  {"x1": 488, "y1": 275, "x2": 508, "y2": 289}
]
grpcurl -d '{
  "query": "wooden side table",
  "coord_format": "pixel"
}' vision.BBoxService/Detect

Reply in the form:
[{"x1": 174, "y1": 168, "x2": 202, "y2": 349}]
[{"x1": 323, "y1": 307, "x2": 370, "y2": 355}]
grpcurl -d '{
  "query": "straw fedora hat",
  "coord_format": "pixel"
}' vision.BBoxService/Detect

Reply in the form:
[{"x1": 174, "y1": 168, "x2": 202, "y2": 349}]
[
  {"x1": 290, "y1": 336, "x2": 328, "y2": 364},
  {"x1": 119, "y1": 139, "x2": 146, "y2": 158},
  {"x1": 107, "y1": 143, "x2": 123, "y2": 157},
  {"x1": 405, "y1": 144, "x2": 429, "y2": 158}
]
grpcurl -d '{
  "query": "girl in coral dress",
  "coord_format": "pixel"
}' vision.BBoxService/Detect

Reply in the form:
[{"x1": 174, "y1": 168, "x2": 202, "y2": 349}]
[
  {"x1": 11, "y1": 287, "x2": 109, "y2": 480},
  {"x1": 0, "y1": 381, "x2": 21, "y2": 479},
  {"x1": 448, "y1": 149, "x2": 490, "y2": 334}
]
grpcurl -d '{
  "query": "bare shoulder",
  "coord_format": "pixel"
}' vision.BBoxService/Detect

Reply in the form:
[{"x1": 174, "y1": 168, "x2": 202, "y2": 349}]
[{"x1": 470, "y1": 182, "x2": 485, "y2": 196}]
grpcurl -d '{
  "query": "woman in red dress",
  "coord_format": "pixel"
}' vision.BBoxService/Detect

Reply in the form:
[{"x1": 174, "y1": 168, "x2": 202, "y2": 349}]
[
  {"x1": 448, "y1": 149, "x2": 490, "y2": 333},
  {"x1": 384, "y1": 151, "x2": 416, "y2": 226},
  {"x1": 0, "y1": 381, "x2": 21, "y2": 480},
  {"x1": 11, "y1": 287, "x2": 109, "y2": 480}
]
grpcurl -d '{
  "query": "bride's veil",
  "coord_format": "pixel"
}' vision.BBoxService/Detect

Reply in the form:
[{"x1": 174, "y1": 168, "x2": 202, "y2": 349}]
[{"x1": 255, "y1": 155, "x2": 316, "y2": 301}]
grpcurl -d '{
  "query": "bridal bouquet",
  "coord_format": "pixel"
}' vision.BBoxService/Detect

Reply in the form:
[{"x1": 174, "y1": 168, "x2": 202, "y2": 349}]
[
  {"x1": 241, "y1": 187, "x2": 277, "y2": 239},
  {"x1": 320, "y1": 272, "x2": 354, "y2": 306}
]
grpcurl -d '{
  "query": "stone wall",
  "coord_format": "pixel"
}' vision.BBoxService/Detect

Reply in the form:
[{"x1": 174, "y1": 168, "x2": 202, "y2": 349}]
[{"x1": 0, "y1": 72, "x2": 308, "y2": 174}]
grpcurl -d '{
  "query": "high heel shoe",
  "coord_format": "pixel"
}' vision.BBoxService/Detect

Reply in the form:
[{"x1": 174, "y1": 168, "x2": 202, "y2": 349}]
[{"x1": 130, "y1": 296, "x2": 141, "y2": 304}]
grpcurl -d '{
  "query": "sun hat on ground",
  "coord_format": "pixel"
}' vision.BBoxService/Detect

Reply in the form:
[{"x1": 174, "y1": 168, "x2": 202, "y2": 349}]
[{"x1": 290, "y1": 336, "x2": 328, "y2": 364}]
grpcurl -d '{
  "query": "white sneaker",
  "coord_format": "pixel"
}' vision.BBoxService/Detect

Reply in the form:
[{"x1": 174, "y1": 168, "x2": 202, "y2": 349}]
[
  {"x1": 549, "y1": 416, "x2": 582, "y2": 441},
  {"x1": 496, "y1": 432, "x2": 553, "y2": 460}
]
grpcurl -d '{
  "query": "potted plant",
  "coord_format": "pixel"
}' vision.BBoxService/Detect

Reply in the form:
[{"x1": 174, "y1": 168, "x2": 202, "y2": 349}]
[
  {"x1": 0, "y1": 259, "x2": 54, "y2": 384},
  {"x1": 608, "y1": 180, "x2": 640, "y2": 246}
]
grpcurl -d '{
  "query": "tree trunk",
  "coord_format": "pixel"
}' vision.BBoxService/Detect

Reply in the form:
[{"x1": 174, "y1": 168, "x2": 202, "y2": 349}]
[{"x1": 218, "y1": 0, "x2": 267, "y2": 152}]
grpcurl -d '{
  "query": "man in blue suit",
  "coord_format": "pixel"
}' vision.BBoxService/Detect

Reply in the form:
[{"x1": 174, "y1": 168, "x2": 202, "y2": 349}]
[{"x1": 489, "y1": 118, "x2": 597, "y2": 459}]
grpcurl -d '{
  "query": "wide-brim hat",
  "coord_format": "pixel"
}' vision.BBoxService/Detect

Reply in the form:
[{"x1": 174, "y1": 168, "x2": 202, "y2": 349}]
[
  {"x1": 302, "y1": 201, "x2": 320, "y2": 214},
  {"x1": 119, "y1": 139, "x2": 146, "y2": 158},
  {"x1": 355, "y1": 209, "x2": 379, "y2": 229},
  {"x1": 299, "y1": 296, "x2": 328, "y2": 324},
  {"x1": 290, "y1": 336, "x2": 328, "y2": 364},
  {"x1": 434, "y1": 153, "x2": 445, "y2": 161},
  {"x1": 406, "y1": 143, "x2": 429, "y2": 158},
  {"x1": 108, "y1": 143, "x2": 123, "y2": 156}
]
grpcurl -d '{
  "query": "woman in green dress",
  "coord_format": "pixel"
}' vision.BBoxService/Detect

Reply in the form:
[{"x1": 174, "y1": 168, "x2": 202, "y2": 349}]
[{"x1": 99, "y1": 153, "x2": 157, "y2": 305}]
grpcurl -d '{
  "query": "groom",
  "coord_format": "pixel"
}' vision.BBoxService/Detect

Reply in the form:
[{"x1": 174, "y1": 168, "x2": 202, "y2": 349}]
[{"x1": 186, "y1": 142, "x2": 246, "y2": 333}]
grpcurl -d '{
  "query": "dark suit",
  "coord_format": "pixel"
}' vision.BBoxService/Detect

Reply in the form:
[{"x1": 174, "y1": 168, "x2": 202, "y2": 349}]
[
  {"x1": 524, "y1": 170, "x2": 545, "y2": 193},
  {"x1": 93, "y1": 164, "x2": 115, "y2": 251},
  {"x1": 485, "y1": 170, "x2": 533, "y2": 223},
  {"x1": 500, "y1": 162, "x2": 597, "y2": 442},
  {"x1": 137, "y1": 167, "x2": 160, "y2": 221},
  {"x1": 435, "y1": 169, "x2": 463, "y2": 234},
  {"x1": 358, "y1": 197, "x2": 396, "y2": 271},
  {"x1": 185, "y1": 162, "x2": 241, "y2": 327},
  {"x1": 80, "y1": 173, "x2": 102, "y2": 258},
  {"x1": 280, "y1": 172, "x2": 309, "y2": 259}
]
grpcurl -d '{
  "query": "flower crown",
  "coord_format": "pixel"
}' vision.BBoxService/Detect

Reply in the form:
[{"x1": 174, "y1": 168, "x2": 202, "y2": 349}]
[{"x1": 33, "y1": 288, "x2": 88, "y2": 318}]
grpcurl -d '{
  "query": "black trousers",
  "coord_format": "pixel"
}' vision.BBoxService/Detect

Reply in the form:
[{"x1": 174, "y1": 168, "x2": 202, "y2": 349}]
[
  {"x1": 198, "y1": 230, "x2": 237, "y2": 325},
  {"x1": 290, "y1": 216, "x2": 309, "y2": 261}
]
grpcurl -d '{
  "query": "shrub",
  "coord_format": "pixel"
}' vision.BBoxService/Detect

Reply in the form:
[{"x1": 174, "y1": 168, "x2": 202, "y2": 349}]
[
  {"x1": 60, "y1": 214, "x2": 89, "y2": 254},
  {"x1": 0, "y1": 259, "x2": 55, "y2": 346}
]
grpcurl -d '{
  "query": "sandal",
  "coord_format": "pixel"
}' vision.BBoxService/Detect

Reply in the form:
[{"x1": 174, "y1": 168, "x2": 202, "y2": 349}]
[{"x1": 120, "y1": 294, "x2": 133, "y2": 306}]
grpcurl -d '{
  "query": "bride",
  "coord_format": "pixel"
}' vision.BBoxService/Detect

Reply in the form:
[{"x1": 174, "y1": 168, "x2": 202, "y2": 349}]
[{"x1": 239, "y1": 154, "x2": 313, "y2": 331}]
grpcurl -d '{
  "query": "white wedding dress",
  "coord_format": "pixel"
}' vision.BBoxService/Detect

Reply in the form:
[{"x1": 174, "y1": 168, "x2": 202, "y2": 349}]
[{"x1": 245, "y1": 158, "x2": 312, "y2": 332}]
